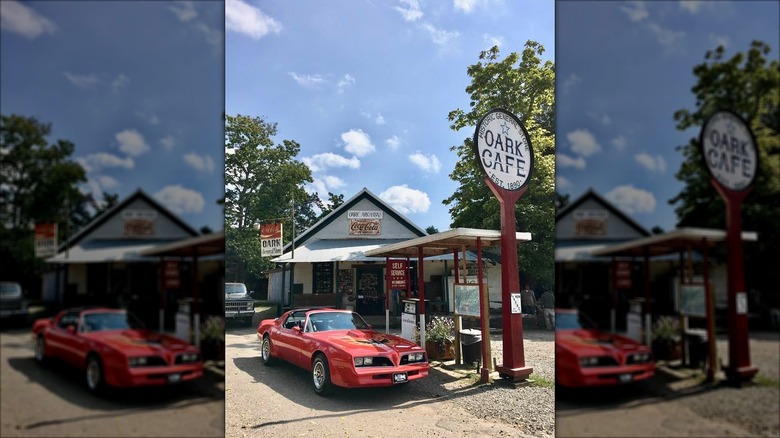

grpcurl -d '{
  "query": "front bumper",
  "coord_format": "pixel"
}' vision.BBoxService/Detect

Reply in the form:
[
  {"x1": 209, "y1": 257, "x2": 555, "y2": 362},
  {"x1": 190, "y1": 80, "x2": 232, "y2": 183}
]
[
  {"x1": 558, "y1": 362, "x2": 655, "y2": 387},
  {"x1": 105, "y1": 362, "x2": 204, "y2": 388},
  {"x1": 330, "y1": 360, "x2": 430, "y2": 388},
  {"x1": 225, "y1": 310, "x2": 255, "y2": 319}
]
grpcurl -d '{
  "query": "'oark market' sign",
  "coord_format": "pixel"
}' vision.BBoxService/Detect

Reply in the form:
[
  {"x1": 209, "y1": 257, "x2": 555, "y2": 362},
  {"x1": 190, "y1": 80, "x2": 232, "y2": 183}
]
[{"x1": 473, "y1": 108, "x2": 534, "y2": 192}]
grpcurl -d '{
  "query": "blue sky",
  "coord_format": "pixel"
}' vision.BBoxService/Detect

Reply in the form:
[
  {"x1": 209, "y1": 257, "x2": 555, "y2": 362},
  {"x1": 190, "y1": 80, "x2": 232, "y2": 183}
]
[
  {"x1": 225, "y1": 0, "x2": 554, "y2": 233},
  {"x1": 1, "y1": 1, "x2": 224, "y2": 232},
  {"x1": 556, "y1": 0, "x2": 779, "y2": 232}
]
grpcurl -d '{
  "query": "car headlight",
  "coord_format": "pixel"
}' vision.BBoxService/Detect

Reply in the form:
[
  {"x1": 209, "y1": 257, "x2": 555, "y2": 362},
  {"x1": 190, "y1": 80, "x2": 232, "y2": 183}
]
[
  {"x1": 354, "y1": 357, "x2": 374, "y2": 367},
  {"x1": 246, "y1": 302, "x2": 253, "y2": 310},
  {"x1": 632, "y1": 352, "x2": 651, "y2": 363},
  {"x1": 405, "y1": 352, "x2": 426, "y2": 363},
  {"x1": 179, "y1": 352, "x2": 200, "y2": 363},
  {"x1": 579, "y1": 356, "x2": 600, "y2": 367},
  {"x1": 128, "y1": 356, "x2": 149, "y2": 367}
]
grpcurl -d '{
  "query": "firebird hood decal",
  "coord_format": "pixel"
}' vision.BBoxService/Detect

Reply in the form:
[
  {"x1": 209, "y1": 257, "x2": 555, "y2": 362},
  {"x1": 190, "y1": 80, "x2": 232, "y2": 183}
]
[
  {"x1": 557, "y1": 329, "x2": 644, "y2": 355},
  {"x1": 86, "y1": 330, "x2": 189, "y2": 354},
  {"x1": 321, "y1": 330, "x2": 419, "y2": 354}
]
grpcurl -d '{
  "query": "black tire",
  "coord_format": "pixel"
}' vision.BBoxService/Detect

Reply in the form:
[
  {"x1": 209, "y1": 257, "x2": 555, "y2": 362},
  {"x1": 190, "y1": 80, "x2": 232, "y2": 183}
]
[
  {"x1": 34, "y1": 335, "x2": 47, "y2": 365},
  {"x1": 311, "y1": 354, "x2": 333, "y2": 396},
  {"x1": 85, "y1": 354, "x2": 105, "y2": 393},
  {"x1": 260, "y1": 335, "x2": 277, "y2": 366}
]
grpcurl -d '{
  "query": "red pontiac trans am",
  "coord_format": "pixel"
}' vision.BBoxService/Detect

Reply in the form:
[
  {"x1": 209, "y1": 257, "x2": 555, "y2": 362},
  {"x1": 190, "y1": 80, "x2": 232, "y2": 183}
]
[
  {"x1": 257, "y1": 308, "x2": 429, "y2": 395},
  {"x1": 556, "y1": 308, "x2": 655, "y2": 388},
  {"x1": 32, "y1": 307, "x2": 203, "y2": 392}
]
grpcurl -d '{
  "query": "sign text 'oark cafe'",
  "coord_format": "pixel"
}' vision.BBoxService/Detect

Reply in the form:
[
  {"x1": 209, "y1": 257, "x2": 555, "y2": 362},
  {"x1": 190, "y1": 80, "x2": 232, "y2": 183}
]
[
  {"x1": 700, "y1": 109, "x2": 759, "y2": 383},
  {"x1": 473, "y1": 108, "x2": 535, "y2": 382}
]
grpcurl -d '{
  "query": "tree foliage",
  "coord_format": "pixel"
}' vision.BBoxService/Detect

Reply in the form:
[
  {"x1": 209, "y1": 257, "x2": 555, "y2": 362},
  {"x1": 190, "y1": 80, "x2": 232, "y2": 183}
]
[
  {"x1": 0, "y1": 114, "x2": 108, "y2": 293},
  {"x1": 670, "y1": 40, "x2": 780, "y2": 303},
  {"x1": 444, "y1": 41, "x2": 556, "y2": 288},
  {"x1": 224, "y1": 114, "x2": 317, "y2": 283}
]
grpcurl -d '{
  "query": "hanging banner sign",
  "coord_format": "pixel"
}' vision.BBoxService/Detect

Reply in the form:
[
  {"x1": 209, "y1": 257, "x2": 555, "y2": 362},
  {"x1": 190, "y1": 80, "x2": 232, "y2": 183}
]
[
  {"x1": 700, "y1": 110, "x2": 758, "y2": 192},
  {"x1": 388, "y1": 260, "x2": 408, "y2": 289},
  {"x1": 164, "y1": 260, "x2": 181, "y2": 289},
  {"x1": 34, "y1": 223, "x2": 57, "y2": 257},
  {"x1": 473, "y1": 108, "x2": 535, "y2": 192},
  {"x1": 260, "y1": 223, "x2": 283, "y2": 257}
]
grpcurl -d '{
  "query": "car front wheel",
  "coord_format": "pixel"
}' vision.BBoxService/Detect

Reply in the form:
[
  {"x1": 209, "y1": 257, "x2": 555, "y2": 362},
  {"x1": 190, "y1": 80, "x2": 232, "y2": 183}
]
[
  {"x1": 85, "y1": 355, "x2": 104, "y2": 393},
  {"x1": 34, "y1": 335, "x2": 47, "y2": 364},
  {"x1": 261, "y1": 335, "x2": 276, "y2": 366},
  {"x1": 311, "y1": 354, "x2": 333, "y2": 396}
]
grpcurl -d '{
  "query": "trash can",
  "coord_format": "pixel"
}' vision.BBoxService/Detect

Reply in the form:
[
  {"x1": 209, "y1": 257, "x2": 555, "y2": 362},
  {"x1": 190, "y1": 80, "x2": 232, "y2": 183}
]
[
  {"x1": 460, "y1": 329, "x2": 482, "y2": 366},
  {"x1": 685, "y1": 328, "x2": 708, "y2": 368}
]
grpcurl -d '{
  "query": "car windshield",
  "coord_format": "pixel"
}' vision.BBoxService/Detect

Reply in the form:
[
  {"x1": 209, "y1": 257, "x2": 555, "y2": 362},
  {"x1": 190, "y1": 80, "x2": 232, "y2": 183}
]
[
  {"x1": 308, "y1": 311, "x2": 370, "y2": 332},
  {"x1": 82, "y1": 312, "x2": 144, "y2": 332},
  {"x1": 225, "y1": 283, "x2": 247, "y2": 295},
  {"x1": 0, "y1": 283, "x2": 22, "y2": 298},
  {"x1": 556, "y1": 310, "x2": 598, "y2": 330}
]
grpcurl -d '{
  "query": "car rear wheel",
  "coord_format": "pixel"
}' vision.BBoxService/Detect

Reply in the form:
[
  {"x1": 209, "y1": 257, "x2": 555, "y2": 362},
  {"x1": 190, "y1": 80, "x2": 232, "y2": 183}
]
[
  {"x1": 261, "y1": 335, "x2": 276, "y2": 366},
  {"x1": 311, "y1": 354, "x2": 333, "y2": 396},
  {"x1": 85, "y1": 355, "x2": 104, "y2": 393},
  {"x1": 34, "y1": 335, "x2": 47, "y2": 364}
]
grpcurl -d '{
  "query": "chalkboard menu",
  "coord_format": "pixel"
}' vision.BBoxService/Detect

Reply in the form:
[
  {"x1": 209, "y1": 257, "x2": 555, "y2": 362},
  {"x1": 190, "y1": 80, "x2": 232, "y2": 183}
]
[
  {"x1": 312, "y1": 262, "x2": 334, "y2": 294},
  {"x1": 338, "y1": 269, "x2": 353, "y2": 295}
]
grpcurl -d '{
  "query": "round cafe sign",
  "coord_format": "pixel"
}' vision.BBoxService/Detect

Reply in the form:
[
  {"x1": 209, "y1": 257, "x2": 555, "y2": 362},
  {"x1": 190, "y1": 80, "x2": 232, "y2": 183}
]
[
  {"x1": 700, "y1": 110, "x2": 758, "y2": 192},
  {"x1": 473, "y1": 108, "x2": 534, "y2": 192}
]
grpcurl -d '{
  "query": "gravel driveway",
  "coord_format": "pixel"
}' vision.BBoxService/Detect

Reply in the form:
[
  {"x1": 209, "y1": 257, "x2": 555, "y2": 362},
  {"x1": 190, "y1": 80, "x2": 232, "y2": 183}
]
[{"x1": 225, "y1": 319, "x2": 554, "y2": 438}]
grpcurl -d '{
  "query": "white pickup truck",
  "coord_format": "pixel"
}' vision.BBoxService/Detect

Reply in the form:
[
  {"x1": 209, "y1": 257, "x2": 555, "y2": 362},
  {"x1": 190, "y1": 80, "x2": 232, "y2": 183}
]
[{"x1": 225, "y1": 282, "x2": 255, "y2": 326}]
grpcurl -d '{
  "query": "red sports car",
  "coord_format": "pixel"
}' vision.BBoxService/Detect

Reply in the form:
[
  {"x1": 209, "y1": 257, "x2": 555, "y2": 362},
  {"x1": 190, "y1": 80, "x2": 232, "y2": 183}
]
[
  {"x1": 556, "y1": 308, "x2": 655, "y2": 388},
  {"x1": 32, "y1": 307, "x2": 203, "y2": 392},
  {"x1": 257, "y1": 308, "x2": 429, "y2": 395}
]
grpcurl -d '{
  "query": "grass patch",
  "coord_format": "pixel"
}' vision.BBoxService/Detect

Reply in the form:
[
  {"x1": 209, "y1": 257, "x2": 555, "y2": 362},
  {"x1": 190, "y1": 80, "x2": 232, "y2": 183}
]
[
  {"x1": 530, "y1": 376, "x2": 555, "y2": 388},
  {"x1": 754, "y1": 374, "x2": 780, "y2": 388}
]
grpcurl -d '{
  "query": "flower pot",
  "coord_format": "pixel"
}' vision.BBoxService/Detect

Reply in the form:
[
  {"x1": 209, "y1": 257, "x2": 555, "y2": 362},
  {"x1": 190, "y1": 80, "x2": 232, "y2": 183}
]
[{"x1": 425, "y1": 339, "x2": 454, "y2": 361}]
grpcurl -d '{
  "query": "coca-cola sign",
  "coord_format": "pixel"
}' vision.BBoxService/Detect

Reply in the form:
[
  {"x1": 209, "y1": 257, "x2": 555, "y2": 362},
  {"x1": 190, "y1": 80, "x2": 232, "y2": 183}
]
[{"x1": 349, "y1": 219, "x2": 381, "y2": 235}]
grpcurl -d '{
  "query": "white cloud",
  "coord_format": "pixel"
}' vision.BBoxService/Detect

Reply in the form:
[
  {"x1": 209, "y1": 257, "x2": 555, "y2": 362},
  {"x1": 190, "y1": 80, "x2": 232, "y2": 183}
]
[
  {"x1": 621, "y1": 1, "x2": 648, "y2": 22},
  {"x1": 303, "y1": 153, "x2": 360, "y2": 173},
  {"x1": 394, "y1": 0, "x2": 423, "y2": 22},
  {"x1": 556, "y1": 153, "x2": 586, "y2": 169},
  {"x1": 169, "y1": 1, "x2": 197, "y2": 22},
  {"x1": 483, "y1": 33, "x2": 504, "y2": 48},
  {"x1": 562, "y1": 74, "x2": 581, "y2": 93},
  {"x1": 321, "y1": 175, "x2": 346, "y2": 190},
  {"x1": 0, "y1": 0, "x2": 56, "y2": 39},
  {"x1": 680, "y1": 1, "x2": 703, "y2": 13},
  {"x1": 225, "y1": 0, "x2": 282, "y2": 39},
  {"x1": 337, "y1": 74, "x2": 355, "y2": 93},
  {"x1": 556, "y1": 175, "x2": 571, "y2": 190},
  {"x1": 612, "y1": 135, "x2": 627, "y2": 150},
  {"x1": 605, "y1": 185, "x2": 656, "y2": 214},
  {"x1": 115, "y1": 129, "x2": 150, "y2": 156},
  {"x1": 567, "y1": 129, "x2": 601, "y2": 156},
  {"x1": 647, "y1": 22, "x2": 685, "y2": 51},
  {"x1": 195, "y1": 22, "x2": 224, "y2": 49},
  {"x1": 375, "y1": 114, "x2": 386, "y2": 125},
  {"x1": 419, "y1": 23, "x2": 459, "y2": 46},
  {"x1": 289, "y1": 72, "x2": 325, "y2": 88},
  {"x1": 709, "y1": 34, "x2": 730, "y2": 50},
  {"x1": 386, "y1": 135, "x2": 402, "y2": 151},
  {"x1": 63, "y1": 72, "x2": 98, "y2": 88},
  {"x1": 379, "y1": 185, "x2": 431, "y2": 214},
  {"x1": 154, "y1": 185, "x2": 205, "y2": 214},
  {"x1": 78, "y1": 153, "x2": 134, "y2": 173},
  {"x1": 408, "y1": 152, "x2": 441, "y2": 173},
  {"x1": 184, "y1": 152, "x2": 215, "y2": 173},
  {"x1": 341, "y1": 129, "x2": 376, "y2": 157},
  {"x1": 635, "y1": 152, "x2": 667, "y2": 173},
  {"x1": 97, "y1": 175, "x2": 120, "y2": 189},
  {"x1": 111, "y1": 74, "x2": 130, "y2": 92},
  {"x1": 454, "y1": 0, "x2": 480, "y2": 14},
  {"x1": 160, "y1": 135, "x2": 175, "y2": 150}
]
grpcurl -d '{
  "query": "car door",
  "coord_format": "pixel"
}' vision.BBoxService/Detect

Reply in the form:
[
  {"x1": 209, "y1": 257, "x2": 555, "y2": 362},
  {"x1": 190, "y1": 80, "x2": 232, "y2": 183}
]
[
  {"x1": 46, "y1": 310, "x2": 83, "y2": 366},
  {"x1": 273, "y1": 312, "x2": 304, "y2": 364}
]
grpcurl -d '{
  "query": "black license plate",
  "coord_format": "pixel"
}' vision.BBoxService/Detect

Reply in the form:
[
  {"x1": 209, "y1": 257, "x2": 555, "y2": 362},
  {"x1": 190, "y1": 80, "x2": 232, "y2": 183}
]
[
  {"x1": 168, "y1": 373, "x2": 182, "y2": 383},
  {"x1": 618, "y1": 373, "x2": 633, "y2": 384},
  {"x1": 392, "y1": 372, "x2": 408, "y2": 384}
]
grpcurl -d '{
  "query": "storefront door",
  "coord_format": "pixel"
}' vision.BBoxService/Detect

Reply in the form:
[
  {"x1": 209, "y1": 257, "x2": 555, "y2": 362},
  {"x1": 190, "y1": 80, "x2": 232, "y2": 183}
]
[{"x1": 355, "y1": 266, "x2": 384, "y2": 315}]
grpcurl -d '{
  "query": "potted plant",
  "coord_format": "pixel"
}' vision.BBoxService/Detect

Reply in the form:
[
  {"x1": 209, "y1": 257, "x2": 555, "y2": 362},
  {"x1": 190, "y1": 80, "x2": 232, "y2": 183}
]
[
  {"x1": 418, "y1": 316, "x2": 455, "y2": 361},
  {"x1": 651, "y1": 315, "x2": 681, "y2": 361},
  {"x1": 200, "y1": 315, "x2": 225, "y2": 361}
]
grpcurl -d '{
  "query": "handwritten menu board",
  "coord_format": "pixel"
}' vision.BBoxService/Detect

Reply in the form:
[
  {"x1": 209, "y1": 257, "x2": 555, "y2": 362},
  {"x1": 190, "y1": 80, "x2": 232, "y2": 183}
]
[
  {"x1": 338, "y1": 269, "x2": 353, "y2": 295},
  {"x1": 312, "y1": 262, "x2": 334, "y2": 294},
  {"x1": 358, "y1": 272, "x2": 380, "y2": 298}
]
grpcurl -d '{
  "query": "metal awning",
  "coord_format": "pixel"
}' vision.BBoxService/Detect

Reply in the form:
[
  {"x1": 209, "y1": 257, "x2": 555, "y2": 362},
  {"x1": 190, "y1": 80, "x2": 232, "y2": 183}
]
[
  {"x1": 364, "y1": 228, "x2": 532, "y2": 258},
  {"x1": 140, "y1": 230, "x2": 224, "y2": 258},
  {"x1": 46, "y1": 240, "x2": 170, "y2": 263},
  {"x1": 271, "y1": 238, "x2": 410, "y2": 263},
  {"x1": 591, "y1": 227, "x2": 757, "y2": 258}
]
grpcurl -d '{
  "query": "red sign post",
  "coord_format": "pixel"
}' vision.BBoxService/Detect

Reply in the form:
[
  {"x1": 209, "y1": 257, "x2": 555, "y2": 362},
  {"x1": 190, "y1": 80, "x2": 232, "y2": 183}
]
[
  {"x1": 700, "y1": 110, "x2": 759, "y2": 383},
  {"x1": 473, "y1": 108, "x2": 534, "y2": 382}
]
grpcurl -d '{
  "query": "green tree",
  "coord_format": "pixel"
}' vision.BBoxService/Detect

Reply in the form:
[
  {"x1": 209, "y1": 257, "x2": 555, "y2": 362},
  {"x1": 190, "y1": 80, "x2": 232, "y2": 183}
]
[
  {"x1": 670, "y1": 40, "x2": 780, "y2": 307},
  {"x1": 224, "y1": 114, "x2": 316, "y2": 284},
  {"x1": 425, "y1": 226, "x2": 439, "y2": 235},
  {"x1": 0, "y1": 114, "x2": 91, "y2": 294},
  {"x1": 444, "y1": 41, "x2": 556, "y2": 288},
  {"x1": 316, "y1": 192, "x2": 345, "y2": 220}
]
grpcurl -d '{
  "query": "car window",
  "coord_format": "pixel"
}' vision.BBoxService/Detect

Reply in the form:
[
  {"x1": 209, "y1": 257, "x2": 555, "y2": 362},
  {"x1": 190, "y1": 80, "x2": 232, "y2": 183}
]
[
  {"x1": 82, "y1": 312, "x2": 143, "y2": 332},
  {"x1": 282, "y1": 311, "x2": 306, "y2": 330},
  {"x1": 58, "y1": 311, "x2": 81, "y2": 329},
  {"x1": 225, "y1": 283, "x2": 247, "y2": 294},
  {"x1": 307, "y1": 312, "x2": 369, "y2": 332}
]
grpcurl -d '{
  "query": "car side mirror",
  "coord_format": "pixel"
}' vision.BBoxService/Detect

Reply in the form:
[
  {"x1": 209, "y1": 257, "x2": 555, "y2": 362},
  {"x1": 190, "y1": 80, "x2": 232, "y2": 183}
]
[
  {"x1": 292, "y1": 325, "x2": 302, "y2": 334},
  {"x1": 66, "y1": 325, "x2": 76, "y2": 334},
  {"x1": 249, "y1": 291, "x2": 255, "y2": 297}
]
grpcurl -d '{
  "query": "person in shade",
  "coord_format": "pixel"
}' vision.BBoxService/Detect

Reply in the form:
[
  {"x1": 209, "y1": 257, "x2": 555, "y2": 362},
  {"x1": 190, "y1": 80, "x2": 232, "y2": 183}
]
[{"x1": 539, "y1": 289, "x2": 555, "y2": 330}]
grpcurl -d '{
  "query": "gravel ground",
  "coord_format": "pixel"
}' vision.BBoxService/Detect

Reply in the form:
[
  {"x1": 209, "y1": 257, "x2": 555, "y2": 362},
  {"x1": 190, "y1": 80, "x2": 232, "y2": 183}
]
[{"x1": 414, "y1": 327, "x2": 556, "y2": 437}]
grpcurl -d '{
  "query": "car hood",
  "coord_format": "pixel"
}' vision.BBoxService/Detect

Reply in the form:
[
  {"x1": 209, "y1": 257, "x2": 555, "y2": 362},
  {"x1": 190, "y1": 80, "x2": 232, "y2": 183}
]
[
  {"x1": 556, "y1": 329, "x2": 647, "y2": 356},
  {"x1": 225, "y1": 293, "x2": 252, "y2": 301},
  {"x1": 84, "y1": 329, "x2": 196, "y2": 355},
  {"x1": 316, "y1": 330, "x2": 422, "y2": 355}
]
